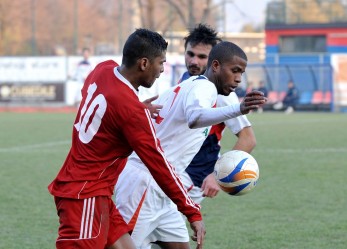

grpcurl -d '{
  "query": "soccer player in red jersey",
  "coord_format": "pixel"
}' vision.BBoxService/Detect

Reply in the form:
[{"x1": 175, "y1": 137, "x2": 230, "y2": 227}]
[{"x1": 48, "y1": 29, "x2": 205, "y2": 249}]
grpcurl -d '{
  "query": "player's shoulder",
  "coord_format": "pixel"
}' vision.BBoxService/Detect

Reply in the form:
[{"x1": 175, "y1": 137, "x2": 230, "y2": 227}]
[
  {"x1": 94, "y1": 60, "x2": 119, "y2": 72},
  {"x1": 108, "y1": 92, "x2": 146, "y2": 124},
  {"x1": 164, "y1": 75, "x2": 216, "y2": 99},
  {"x1": 178, "y1": 71, "x2": 191, "y2": 83},
  {"x1": 182, "y1": 75, "x2": 214, "y2": 90}
]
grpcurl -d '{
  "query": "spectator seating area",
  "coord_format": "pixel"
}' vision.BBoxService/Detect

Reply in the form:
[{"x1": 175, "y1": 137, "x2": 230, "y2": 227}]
[
  {"x1": 262, "y1": 90, "x2": 332, "y2": 111},
  {"x1": 173, "y1": 64, "x2": 334, "y2": 112},
  {"x1": 243, "y1": 64, "x2": 333, "y2": 112}
]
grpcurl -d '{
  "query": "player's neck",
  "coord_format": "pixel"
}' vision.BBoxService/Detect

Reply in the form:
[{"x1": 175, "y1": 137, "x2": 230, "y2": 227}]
[
  {"x1": 203, "y1": 68, "x2": 213, "y2": 81},
  {"x1": 117, "y1": 65, "x2": 140, "y2": 90}
]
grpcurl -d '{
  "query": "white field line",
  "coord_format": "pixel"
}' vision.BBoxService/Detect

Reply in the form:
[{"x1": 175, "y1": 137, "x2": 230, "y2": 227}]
[
  {"x1": 1, "y1": 141, "x2": 346, "y2": 154},
  {"x1": 257, "y1": 147, "x2": 347, "y2": 153},
  {"x1": 0, "y1": 140, "x2": 70, "y2": 153},
  {"x1": 254, "y1": 118, "x2": 344, "y2": 126}
]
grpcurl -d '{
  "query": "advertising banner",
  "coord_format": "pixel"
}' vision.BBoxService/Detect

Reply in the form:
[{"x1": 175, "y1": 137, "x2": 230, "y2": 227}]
[{"x1": 0, "y1": 82, "x2": 65, "y2": 103}]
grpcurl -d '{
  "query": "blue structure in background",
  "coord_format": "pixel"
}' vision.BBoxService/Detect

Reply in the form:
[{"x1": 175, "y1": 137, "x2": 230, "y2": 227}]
[
  {"x1": 246, "y1": 64, "x2": 333, "y2": 111},
  {"x1": 261, "y1": 0, "x2": 347, "y2": 111}
]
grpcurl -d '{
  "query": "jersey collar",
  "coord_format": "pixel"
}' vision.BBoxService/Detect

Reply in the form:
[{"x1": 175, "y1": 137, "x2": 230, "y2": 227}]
[{"x1": 113, "y1": 66, "x2": 138, "y2": 96}]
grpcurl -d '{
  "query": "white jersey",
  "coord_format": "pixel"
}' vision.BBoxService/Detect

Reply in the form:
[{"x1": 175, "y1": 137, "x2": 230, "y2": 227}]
[
  {"x1": 74, "y1": 60, "x2": 94, "y2": 83},
  {"x1": 127, "y1": 75, "x2": 216, "y2": 176},
  {"x1": 183, "y1": 92, "x2": 252, "y2": 204},
  {"x1": 115, "y1": 75, "x2": 242, "y2": 248},
  {"x1": 217, "y1": 93, "x2": 251, "y2": 134}
]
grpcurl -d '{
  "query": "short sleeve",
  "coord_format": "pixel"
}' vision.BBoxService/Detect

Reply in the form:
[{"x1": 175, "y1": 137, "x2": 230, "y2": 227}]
[
  {"x1": 217, "y1": 93, "x2": 251, "y2": 134},
  {"x1": 184, "y1": 79, "x2": 217, "y2": 120}
]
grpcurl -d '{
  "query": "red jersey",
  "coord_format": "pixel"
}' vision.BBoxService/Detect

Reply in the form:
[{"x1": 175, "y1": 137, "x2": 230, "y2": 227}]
[{"x1": 48, "y1": 60, "x2": 201, "y2": 222}]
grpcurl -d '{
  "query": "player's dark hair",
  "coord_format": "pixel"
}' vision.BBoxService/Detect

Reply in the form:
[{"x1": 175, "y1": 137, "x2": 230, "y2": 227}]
[
  {"x1": 184, "y1": 23, "x2": 222, "y2": 49},
  {"x1": 207, "y1": 41, "x2": 247, "y2": 67},
  {"x1": 122, "y1": 28, "x2": 168, "y2": 67}
]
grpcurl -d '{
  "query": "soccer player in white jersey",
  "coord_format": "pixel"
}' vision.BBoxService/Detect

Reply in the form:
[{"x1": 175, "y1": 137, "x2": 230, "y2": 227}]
[
  {"x1": 179, "y1": 24, "x2": 257, "y2": 204},
  {"x1": 114, "y1": 41, "x2": 267, "y2": 249}
]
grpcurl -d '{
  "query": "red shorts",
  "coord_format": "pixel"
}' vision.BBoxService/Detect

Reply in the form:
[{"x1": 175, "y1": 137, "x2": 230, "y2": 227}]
[{"x1": 54, "y1": 196, "x2": 130, "y2": 249}]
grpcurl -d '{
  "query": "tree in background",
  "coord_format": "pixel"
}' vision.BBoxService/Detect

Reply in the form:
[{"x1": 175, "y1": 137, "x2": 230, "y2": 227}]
[{"x1": 0, "y1": 0, "x2": 251, "y2": 56}]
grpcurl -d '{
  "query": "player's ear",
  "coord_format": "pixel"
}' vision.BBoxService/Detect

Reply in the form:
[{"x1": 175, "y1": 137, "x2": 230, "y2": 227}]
[
  {"x1": 211, "y1": 59, "x2": 220, "y2": 73},
  {"x1": 139, "y1": 58, "x2": 149, "y2": 71}
]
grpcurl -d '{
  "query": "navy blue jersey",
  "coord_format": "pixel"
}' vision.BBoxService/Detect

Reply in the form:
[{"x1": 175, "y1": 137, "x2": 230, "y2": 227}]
[
  {"x1": 179, "y1": 71, "x2": 225, "y2": 188},
  {"x1": 185, "y1": 134, "x2": 220, "y2": 187},
  {"x1": 179, "y1": 71, "x2": 191, "y2": 83}
]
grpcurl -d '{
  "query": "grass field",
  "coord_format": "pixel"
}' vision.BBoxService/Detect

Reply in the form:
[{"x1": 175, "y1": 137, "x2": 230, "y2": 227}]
[{"x1": 1, "y1": 111, "x2": 346, "y2": 249}]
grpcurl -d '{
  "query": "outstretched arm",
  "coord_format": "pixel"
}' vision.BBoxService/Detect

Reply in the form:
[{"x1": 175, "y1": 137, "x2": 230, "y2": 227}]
[{"x1": 187, "y1": 90, "x2": 266, "y2": 129}]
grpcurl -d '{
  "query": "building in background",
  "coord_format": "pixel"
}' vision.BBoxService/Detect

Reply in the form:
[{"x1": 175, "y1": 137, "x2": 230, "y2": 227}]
[
  {"x1": 265, "y1": 0, "x2": 347, "y2": 64},
  {"x1": 2, "y1": 0, "x2": 347, "y2": 112},
  {"x1": 259, "y1": 0, "x2": 347, "y2": 112},
  {"x1": 0, "y1": 0, "x2": 265, "y2": 57}
]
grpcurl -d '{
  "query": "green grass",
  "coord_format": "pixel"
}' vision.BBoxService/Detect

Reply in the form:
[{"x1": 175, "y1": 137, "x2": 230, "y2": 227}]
[
  {"x1": 0, "y1": 113, "x2": 75, "y2": 248},
  {"x1": 1, "y1": 112, "x2": 347, "y2": 249}
]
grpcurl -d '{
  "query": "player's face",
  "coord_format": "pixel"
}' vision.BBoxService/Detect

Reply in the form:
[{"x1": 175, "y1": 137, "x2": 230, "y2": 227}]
[
  {"x1": 83, "y1": 49, "x2": 90, "y2": 60},
  {"x1": 141, "y1": 53, "x2": 166, "y2": 88},
  {"x1": 184, "y1": 43, "x2": 212, "y2": 76},
  {"x1": 214, "y1": 56, "x2": 247, "y2": 96}
]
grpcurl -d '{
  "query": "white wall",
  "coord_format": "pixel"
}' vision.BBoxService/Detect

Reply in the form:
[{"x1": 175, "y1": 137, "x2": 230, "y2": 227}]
[{"x1": 0, "y1": 55, "x2": 185, "y2": 105}]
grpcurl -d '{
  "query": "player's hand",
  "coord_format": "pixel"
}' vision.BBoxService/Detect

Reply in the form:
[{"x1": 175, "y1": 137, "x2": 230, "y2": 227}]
[
  {"x1": 240, "y1": 90, "x2": 267, "y2": 114},
  {"x1": 190, "y1": 220, "x2": 206, "y2": 249},
  {"x1": 201, "y1": 173, "x2": 220, "y2": 198},
  {"x1": 142, "y1": 95, "x2": 163, "y2": 119}
]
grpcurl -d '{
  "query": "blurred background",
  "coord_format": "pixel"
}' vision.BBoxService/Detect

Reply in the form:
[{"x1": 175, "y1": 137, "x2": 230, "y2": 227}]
[{"x1": 0, "y1": 0, "x2": 347, "y2": 112}]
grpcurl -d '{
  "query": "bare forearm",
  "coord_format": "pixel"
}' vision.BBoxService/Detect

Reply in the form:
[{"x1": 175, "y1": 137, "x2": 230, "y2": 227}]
[{"x1": 232, "y1": 127, "x2": 256, "y2": 153}]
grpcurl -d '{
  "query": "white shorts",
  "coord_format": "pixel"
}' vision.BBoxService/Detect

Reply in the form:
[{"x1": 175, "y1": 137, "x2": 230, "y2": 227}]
[
  {"x1": 114, "y1": 160, "x2": 189, "y2": 249},
  {"x1": 179, "y1": 170, "x2": 205, "y2": 205}
]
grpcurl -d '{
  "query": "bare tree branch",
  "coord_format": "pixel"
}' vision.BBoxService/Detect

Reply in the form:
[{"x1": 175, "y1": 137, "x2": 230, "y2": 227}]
[
  {"x1": 165, "y1": 0, "x2": 189, "y2": 27},
  {"x1": 137, "y1": 0, "x2": 146, "y2": 27},
  {"x1": 201, "y1": 0, "x2": 212, "y2": 23}
]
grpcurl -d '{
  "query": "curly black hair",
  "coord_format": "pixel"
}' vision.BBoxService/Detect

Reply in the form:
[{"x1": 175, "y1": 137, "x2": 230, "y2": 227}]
[{"x1": 184, "y1": 23, "x2": 222, "y2": 49}]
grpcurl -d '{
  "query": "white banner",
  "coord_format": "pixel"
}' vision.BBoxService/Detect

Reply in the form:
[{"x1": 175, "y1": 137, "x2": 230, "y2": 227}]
[
  {"x1": 0, "y1": 55, "x2": 184, "y2": 105},
  {"x1": 0, "y1": 57, "x2": 67, "y2": 82}
]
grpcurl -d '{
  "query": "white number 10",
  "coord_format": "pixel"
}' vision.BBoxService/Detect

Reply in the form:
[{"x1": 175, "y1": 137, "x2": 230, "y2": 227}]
[{"x1": 74, "y1": 83, "x2": 107, "y2": 143}]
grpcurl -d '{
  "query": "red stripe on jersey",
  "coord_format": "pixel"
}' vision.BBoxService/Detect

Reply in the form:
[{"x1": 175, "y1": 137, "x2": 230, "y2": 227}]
[
  {"x1": 208, "y1": 101, "x2": 225, "y2": 141},
  {"x1": 209, "y1": 123, "x2": 226, "y2": 141}
]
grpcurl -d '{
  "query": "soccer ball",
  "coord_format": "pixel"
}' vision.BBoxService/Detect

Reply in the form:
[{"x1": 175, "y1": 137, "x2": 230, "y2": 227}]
[{"x1": 214, "y1": 150, "x2": 259, "y2": 196}]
